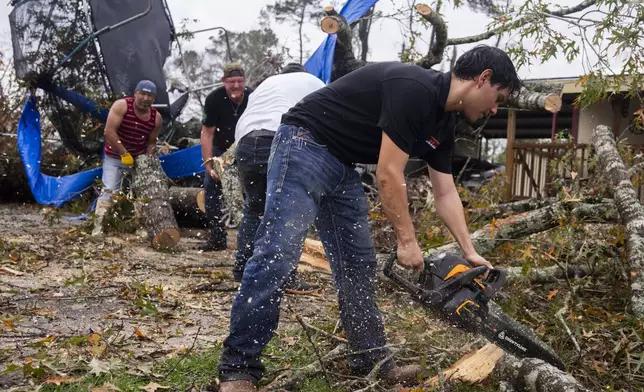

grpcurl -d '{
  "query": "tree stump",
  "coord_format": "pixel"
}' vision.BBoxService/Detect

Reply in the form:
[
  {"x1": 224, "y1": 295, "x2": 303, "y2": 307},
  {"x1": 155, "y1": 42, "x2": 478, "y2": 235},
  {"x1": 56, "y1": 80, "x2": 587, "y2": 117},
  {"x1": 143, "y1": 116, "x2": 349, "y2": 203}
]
[{"x1": 132, "y1": 155, "x2": 181, "y2": 249}]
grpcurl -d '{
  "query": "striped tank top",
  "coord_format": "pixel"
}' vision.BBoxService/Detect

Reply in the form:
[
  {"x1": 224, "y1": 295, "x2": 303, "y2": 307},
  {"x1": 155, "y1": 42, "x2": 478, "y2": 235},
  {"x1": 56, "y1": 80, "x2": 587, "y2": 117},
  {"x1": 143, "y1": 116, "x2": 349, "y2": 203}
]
[{"x1": 105, "y1": 97, "x2": 157, "y2": 158}]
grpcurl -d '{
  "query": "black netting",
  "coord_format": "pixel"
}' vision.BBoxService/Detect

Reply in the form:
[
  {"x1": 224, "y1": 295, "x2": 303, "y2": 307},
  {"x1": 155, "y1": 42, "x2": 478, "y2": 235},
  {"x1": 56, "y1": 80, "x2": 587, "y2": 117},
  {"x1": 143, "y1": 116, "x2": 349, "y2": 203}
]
[{"x1": 89, "y1": 0, "x2": 174, "y2": 114}]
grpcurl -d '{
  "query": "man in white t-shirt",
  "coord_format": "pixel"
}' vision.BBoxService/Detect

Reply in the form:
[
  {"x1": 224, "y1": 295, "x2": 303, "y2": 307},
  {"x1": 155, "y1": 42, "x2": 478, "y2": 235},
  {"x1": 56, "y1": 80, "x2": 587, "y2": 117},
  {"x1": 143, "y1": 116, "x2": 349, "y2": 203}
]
[{"x1": 232, "y1": 63, "x2": 325, "y2": 293}]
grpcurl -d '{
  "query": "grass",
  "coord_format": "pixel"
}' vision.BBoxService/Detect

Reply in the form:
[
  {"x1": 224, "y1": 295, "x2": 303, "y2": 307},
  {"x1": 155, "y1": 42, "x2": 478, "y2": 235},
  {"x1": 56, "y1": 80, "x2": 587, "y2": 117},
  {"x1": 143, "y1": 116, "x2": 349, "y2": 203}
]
[{"x1": 37, "y1": 347, "x2": 223, "y2": 392}]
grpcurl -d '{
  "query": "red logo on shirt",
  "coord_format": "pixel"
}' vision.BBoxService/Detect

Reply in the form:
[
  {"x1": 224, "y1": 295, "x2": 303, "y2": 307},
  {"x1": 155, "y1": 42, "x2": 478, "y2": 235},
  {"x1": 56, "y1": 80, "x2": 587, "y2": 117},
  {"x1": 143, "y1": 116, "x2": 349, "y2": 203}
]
[{"x1": 426, "y1": 136, "x2": 440, "y2": 149}]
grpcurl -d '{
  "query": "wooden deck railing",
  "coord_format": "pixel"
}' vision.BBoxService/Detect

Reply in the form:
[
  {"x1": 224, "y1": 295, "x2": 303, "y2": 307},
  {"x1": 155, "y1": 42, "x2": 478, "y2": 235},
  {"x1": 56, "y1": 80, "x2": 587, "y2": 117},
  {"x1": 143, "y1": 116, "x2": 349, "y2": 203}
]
[
  {"x1": 511, "y1": 142, "x2": 591, "y2": 200},
  {"x1": 510, "y1": 142, "x2": 644, "y2": 201}
]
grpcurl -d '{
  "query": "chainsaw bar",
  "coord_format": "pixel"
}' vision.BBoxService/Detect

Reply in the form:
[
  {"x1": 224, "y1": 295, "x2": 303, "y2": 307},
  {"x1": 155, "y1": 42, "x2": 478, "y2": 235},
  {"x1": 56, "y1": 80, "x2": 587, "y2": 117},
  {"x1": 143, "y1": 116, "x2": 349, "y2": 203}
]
[{"x1": 477, "y1": 301, "x2": 565, "y2": 370}]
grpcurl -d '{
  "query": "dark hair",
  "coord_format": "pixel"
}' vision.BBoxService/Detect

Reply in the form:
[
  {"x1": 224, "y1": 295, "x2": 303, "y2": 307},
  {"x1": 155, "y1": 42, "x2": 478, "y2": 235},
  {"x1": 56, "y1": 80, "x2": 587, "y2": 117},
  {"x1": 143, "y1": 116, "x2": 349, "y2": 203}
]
[
  {"x1": 453, "y1": 45, "x2": 522, "y2": 94},
  {"x1": 281, "y1": 62, "x2": 307, "y2": 74}
]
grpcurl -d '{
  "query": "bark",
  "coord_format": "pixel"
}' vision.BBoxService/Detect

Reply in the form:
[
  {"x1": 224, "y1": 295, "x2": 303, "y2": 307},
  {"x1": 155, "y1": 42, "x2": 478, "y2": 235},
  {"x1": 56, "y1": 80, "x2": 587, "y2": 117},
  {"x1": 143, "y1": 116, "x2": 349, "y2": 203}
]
[
  {"x1": 132, "y1": 155, "x2": 181, "y2": 250},
  {"x1": 415, "y1": 4, "x2": 448, "y2": 69},
  {"x1": 213, "y1": 146, "x2": 244, "y2": 229},
  {"x1": 506, "y1": 264, "x2": 592, "y2": 284},
  {"x1": 321, "y1": 9, "x2": 367, "y2": 82},
  {"x1": 507, "y1": 87, "x2": 562, "y2": 113},
  {"x1": 430, "y1": 200, "x2": 619, "y2": 257},
  {"x1": 494, "y1": 353, "x2": 592, "y2": 392},
  {"x1": 468, "y1": 197, "x2": 557, "y2": 221},
  {"x1": 592, "y1": 124, "x2": 644, "y2": 316},
  {"x1": 168, "y1": 187, "x2": 205, "y2": 213},
  {"x1": 168, "y1": 186, "x2": 208, "y2": 229}
]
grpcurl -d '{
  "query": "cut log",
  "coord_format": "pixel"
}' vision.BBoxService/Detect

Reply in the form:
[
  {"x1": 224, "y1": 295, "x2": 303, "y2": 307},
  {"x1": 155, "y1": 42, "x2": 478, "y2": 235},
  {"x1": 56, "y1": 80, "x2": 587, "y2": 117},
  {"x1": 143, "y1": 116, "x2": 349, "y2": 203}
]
[
  {"x1": 507, "y1": 86, "x2": 562, "y2": 113},
  {"x1": 168, "y1": 186, "x2": 208, "y2": 229},
  {"x1": 168, "y1": 187, "x2": 205, "y2": 213},
  {"x1": 320, "y1": 15, "x2": 341, "y2": 34},
  {"x1": 592, "y1": 124, "x2": 644, "y2": 316},
  {"x1": 132, "y1": 155, "x2": 181, "y2": 250}
]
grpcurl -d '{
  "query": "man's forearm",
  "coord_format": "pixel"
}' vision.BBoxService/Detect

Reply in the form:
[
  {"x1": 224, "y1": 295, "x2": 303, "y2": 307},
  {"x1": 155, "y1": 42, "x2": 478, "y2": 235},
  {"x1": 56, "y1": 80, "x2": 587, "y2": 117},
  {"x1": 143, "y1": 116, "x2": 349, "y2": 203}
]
[
  {"x1": 434, "y1": 189, "x2": 476, "y2": 256},
  {"x1": 146, "y1": 140, "x2": 156, "y2": 155},
  {"x1": 201, "y1": 130, "x2": 214, "y2": 171},
  {"x1": 105, "y1": 130, "x2": 127, "y2": 155},
  {"x1": 377, "y1": 168, "x2": 416, "y2": 245}
]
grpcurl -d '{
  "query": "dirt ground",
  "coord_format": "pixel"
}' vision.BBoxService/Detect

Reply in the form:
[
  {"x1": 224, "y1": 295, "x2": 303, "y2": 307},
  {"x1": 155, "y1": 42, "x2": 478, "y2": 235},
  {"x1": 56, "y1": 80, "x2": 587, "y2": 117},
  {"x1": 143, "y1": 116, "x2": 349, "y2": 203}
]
[
  {"x1": 1, "y1": 203, "x2": 473, "y2": 391},
  {"x1": 0, "y1": 203, "x2": 356, "y2": 387}
]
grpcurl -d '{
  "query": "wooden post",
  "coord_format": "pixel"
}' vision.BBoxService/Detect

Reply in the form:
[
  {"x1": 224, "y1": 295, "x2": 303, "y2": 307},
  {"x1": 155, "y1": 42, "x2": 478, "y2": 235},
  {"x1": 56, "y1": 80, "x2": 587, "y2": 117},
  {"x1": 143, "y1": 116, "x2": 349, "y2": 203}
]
[
  {"x1": 571, "y1": 107, "x2": 580, "y2": 144},
  {"x1": 504, "y1": 109, "x2": 517, "y2": 202}
]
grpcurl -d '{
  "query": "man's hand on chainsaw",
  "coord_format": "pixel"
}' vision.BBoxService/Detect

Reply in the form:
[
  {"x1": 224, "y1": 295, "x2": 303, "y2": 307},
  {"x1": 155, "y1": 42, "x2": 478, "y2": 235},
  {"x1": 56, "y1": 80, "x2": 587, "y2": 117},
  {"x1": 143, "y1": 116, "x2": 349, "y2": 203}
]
[
  {"x1": 396, "y1": 241, "x2": 424, "y2": 272},
  {"x1": 464, "y1": 252, "x2": 493, "y2": 278}
]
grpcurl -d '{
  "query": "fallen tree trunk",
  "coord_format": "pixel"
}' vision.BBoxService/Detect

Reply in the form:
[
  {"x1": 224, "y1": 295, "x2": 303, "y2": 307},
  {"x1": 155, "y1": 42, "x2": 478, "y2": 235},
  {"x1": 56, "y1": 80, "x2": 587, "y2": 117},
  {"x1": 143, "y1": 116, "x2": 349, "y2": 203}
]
[
  {"x1": 133, "y1": 155, "x2": 181, "y2": 250},
  {"x1": 592, "y1": 124, "x2": 644, "y2": 316},
  {"x1": 414, "y1": 344, "x2": 592, "y2": 392},
  {"x1": 494, "y1": 353, "x2": 592, "y2": 391},
  {"x1": 468, "y1": 197, "x2": 557, "y2": 221},
  {"x1": 168, "y1": 186, "x2": 208, "y2": 229},
  {"x1": 428, "y1": 199, "x2": 619, "y2": 257},
  {"x1": 506, "y1": 264, "x2": 592, "y2": 284}
]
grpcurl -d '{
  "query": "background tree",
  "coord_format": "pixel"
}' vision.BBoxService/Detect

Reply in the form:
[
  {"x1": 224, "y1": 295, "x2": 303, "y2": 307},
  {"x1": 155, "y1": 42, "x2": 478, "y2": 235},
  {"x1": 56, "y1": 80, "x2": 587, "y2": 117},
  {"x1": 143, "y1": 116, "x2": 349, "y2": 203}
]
[{"x1": 266, "y1": 0, "x2": 325, "y2": 64}]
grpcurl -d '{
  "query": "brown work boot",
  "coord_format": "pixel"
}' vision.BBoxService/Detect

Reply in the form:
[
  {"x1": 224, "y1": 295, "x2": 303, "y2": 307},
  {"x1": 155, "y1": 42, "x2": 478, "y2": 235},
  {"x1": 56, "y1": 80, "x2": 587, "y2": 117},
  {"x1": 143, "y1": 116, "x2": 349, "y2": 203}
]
[
  {"x1": 379, "y1": 364, "x2": 425, "y2": 386},
  {"x1": 219, "y1": 380, "x2": 256, "y2": 392}
]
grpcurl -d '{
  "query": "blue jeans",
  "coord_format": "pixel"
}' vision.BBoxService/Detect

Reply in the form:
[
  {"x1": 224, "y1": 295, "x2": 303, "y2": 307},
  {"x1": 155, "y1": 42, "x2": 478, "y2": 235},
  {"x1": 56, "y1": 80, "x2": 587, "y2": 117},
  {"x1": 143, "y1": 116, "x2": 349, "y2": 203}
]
[
  {"x1": 218, "y1": 124, "x2": 392, "y2": 383},
  {"x1": 99, "y1": 156, "x2": 132, "y2": 201},
  {"x1": 203, "y1": 148, "x2": 226, "y2": 246},
  {"x1": 233, "y1": 130, "x2": 273, "y2": 281}
]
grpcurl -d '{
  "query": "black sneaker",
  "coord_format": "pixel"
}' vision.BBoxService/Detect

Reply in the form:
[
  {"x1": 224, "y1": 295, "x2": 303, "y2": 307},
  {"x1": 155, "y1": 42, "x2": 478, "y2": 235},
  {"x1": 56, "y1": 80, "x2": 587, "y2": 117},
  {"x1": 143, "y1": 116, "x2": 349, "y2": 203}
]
[
  {"x1": 198, "y1": 242, "x2": 227, "y2": 252},
  {"x1": 285, "y1": 276, "x2": 320, "y2": 295}
]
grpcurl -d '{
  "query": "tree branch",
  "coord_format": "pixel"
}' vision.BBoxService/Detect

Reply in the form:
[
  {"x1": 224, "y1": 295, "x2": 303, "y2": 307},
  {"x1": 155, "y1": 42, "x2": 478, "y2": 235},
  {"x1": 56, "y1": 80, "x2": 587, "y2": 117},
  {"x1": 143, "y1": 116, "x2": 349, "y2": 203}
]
[
  {"x1": 415, "y1": 4, "x2": 448, "y2": 68},
  {"x1": 447, "y1": 0, "x2": 598, "y2": 46}
]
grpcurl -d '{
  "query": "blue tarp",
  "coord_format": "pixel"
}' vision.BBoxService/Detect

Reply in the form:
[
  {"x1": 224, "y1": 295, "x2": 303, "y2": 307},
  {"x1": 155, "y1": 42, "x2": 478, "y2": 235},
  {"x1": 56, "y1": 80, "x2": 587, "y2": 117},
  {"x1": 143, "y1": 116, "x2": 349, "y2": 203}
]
[
  {"x1": 18, "y1": 0, "x2": 379, "y2": 207},
  {"x1": 18, "y1": 96, "x2": 205, "y2": 207},
  {"x1": 304, "y1": 0, "x2": 379, "y2": 84},
  {"x1": 52, "y1": 86, "x2": 109, "y2": 122}
]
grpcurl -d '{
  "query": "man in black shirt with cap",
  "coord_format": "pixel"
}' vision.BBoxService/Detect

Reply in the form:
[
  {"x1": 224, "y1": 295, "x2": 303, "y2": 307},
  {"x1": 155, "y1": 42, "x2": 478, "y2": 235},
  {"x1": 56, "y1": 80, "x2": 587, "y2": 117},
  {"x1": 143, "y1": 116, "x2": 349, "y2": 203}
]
[
  {"x1": 199, "y1": 62, "x2": 253, "y2": 251},
  {"x1": 217, "y1": 45, "x2": 522, "y2": 392}
]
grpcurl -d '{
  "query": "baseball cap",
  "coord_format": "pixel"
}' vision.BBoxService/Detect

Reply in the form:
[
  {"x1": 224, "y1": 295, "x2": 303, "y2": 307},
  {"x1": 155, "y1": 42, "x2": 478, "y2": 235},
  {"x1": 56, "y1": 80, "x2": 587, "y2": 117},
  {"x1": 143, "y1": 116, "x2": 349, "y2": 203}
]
[
  {"x1": 223, "y1": 62, "x2": 245, "y2": 78},
  {"x1": 135, "y1": 80, "x2": 157, "y2": 95}
]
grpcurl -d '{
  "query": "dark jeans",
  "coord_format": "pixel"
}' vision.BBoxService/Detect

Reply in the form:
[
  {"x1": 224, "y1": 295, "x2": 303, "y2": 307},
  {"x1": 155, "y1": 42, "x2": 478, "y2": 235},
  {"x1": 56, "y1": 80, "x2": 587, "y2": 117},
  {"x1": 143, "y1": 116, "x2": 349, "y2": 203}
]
[
  {"x1": 233, "y1": 130, "x2": 273, "y2": 281},
  {"x1": 218, "y1": 124, "x2": 392, "y2": 384},
  {"x1": 203, "y1": 148, "x2": 226, "y2": 246}
]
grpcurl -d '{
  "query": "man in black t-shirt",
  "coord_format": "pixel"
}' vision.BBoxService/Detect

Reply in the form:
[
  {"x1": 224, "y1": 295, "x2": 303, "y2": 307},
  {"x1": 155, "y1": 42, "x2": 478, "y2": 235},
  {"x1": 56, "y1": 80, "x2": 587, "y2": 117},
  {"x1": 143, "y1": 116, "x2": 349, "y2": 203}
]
[
  {"x1": 217, "y1": 45, "x2": 521, "y2": 392},
  {"x1": 199, "y1": 62, "x2": 253, "y2": 251}
]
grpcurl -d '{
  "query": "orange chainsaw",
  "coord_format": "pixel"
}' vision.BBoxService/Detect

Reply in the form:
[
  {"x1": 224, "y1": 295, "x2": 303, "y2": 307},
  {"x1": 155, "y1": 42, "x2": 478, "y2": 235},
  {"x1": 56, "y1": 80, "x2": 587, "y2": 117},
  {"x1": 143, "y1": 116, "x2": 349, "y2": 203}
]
[{"x1": 383, "y1": 251, "x2": 565, "y2": 370}]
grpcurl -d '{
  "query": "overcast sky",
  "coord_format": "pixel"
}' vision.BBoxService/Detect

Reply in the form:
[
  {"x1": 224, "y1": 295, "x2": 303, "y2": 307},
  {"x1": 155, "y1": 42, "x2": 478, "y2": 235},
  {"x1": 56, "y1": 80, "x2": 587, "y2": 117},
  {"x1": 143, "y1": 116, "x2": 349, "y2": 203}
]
[{"x1": 0, "y1": 0, "x2": 624, "y2": 81}]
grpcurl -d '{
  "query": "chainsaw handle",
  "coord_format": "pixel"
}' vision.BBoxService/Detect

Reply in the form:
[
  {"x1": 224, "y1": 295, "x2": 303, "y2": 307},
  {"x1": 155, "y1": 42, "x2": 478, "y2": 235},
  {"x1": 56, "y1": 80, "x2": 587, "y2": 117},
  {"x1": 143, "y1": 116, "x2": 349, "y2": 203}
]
[{"x1": 383, "y1": 249, "x2": 426, "y2": 295}]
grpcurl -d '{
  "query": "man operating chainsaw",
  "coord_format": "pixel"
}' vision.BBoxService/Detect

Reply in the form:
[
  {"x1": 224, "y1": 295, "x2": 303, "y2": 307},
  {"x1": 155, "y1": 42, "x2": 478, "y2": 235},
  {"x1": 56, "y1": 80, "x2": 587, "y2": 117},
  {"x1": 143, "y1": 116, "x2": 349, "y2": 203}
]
[{"x1": 217, "y1": 45, "x2": 521, "y2": 392}]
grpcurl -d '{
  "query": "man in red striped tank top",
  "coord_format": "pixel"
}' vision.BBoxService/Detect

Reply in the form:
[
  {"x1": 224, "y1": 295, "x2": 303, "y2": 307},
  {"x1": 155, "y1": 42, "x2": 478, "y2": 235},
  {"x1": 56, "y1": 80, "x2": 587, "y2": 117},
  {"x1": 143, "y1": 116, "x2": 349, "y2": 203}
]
[{"x1": 92, "y1": 80, "x2": 163, "y2": 236}]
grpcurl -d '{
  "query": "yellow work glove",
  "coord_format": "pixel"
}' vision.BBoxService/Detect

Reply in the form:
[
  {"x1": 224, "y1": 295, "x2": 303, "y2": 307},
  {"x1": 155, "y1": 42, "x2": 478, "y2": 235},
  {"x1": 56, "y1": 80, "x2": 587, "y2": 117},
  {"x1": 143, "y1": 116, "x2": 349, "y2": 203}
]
[{"x1": 120, "y1": 152, "x2": 134, "y2": 167}]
